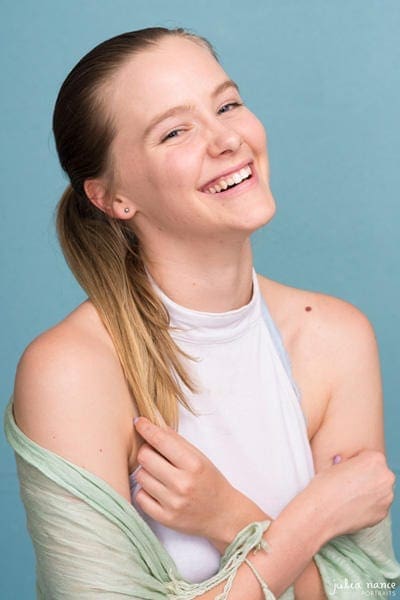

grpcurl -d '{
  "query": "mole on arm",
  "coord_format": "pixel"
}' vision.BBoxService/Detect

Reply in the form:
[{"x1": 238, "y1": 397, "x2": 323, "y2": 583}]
[{"x1": 305, "y1": 306, "x2": 312, "y2": 312}]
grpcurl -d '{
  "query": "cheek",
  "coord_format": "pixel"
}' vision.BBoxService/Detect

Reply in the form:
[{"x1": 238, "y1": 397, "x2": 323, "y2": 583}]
[
  {"x1": 137, "y1": 153, "x2": 203, "y2": 224},
  {"x1": 243, "y1": 112, "x2": 270, "y2": 179},
  {"x1": 247, "y1": 112, "x2": 268, "y2": 153},
  {"x1": 162, "y1": 147, "x2": 202, "y2": 191}
]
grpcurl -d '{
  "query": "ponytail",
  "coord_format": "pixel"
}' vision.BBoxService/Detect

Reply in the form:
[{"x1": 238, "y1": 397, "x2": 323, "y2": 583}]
[
  {"x1": 56, "y1": 185, "x2": 196, "y2": 427},
  {"x1": 52, "y1": 28, "x2": 218, "y2": 426}
]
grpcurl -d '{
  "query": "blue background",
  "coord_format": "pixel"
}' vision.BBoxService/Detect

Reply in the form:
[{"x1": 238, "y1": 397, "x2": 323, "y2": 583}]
[{"x1": 1, "y1": 1, "x2": 399, "y2": 596}]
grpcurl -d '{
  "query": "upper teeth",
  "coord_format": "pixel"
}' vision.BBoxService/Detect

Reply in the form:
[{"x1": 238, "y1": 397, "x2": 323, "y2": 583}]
[{"x1": 205, "y1": 165, "x2": 252, "y2": 194}]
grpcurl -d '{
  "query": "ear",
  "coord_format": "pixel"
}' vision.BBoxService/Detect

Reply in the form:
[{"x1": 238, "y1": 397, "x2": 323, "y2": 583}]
[{"x1": 84, "y1": 179, "x2": 137, "y2": 220}]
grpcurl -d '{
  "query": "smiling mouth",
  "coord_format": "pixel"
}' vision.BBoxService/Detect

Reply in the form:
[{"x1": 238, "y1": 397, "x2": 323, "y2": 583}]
[{"x1": 202, "y1": 163, "x2": 253, "y2": 194}]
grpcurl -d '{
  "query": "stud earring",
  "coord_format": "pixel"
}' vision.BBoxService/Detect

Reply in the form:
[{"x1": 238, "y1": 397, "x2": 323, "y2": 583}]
[{"x1": 124, "y1": 207, "x2": 130, "y2": 214}]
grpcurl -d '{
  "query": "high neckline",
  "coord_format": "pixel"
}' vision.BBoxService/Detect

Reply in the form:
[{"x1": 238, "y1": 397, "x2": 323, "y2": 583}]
[{"x1": 147, "y1": 268, "x2": 262, "y2": 344}]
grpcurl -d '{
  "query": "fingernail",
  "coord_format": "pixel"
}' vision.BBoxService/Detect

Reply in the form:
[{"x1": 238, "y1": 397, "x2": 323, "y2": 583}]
[
  {"x1": 133, "y1": 417, "x2": 140, "y2": 425},
  {"x1": 130, "y1": 481, "x2": 142, "y2": 499},
  {"x1": 133, "y1": 483, "x2": 142, "y2": 498},
  {"x1": 130, "y1": 464, "x2": 142, "y2": 478},
  {"x1": 333, "y1": 454, "x2": 342, "y2": 465}
]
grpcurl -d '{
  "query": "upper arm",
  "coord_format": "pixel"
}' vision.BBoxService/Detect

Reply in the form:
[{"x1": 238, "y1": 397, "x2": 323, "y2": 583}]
[
  {"x1": 13, "y1": 325, "x2": 136, "y2": 501},
  {"x1": 309, "y1": 299, "x2": 385, "y2": 473}
]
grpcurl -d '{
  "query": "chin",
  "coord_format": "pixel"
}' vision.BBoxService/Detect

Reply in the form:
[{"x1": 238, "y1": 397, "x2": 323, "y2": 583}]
[{"x1": 240, "y1": 191, "x2": 276, "y2": 233}]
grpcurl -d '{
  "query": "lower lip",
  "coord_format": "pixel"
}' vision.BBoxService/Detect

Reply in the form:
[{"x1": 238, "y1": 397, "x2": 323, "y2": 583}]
[{"x1": 202, "y1": 167, "x2": 258, "y2": 199}]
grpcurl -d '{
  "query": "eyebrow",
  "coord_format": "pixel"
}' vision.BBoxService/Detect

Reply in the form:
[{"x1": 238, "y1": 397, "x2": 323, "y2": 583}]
[{"x1": 143, "y1": 79, "x2": 240, "y2": 139}]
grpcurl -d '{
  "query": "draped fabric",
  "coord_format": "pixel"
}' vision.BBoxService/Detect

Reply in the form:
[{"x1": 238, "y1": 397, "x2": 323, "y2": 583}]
[{"x1": 4, "y1": 400, "x2": 400, "y2": 599}]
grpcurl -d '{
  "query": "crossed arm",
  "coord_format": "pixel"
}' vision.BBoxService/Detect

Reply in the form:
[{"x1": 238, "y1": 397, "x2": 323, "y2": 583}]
[
  {"x1": 292, "y1": 294, "x2": 386, "y2": 598},
  {"x1": 12, "y1": 295, "x2": 393, "y2": 598}
]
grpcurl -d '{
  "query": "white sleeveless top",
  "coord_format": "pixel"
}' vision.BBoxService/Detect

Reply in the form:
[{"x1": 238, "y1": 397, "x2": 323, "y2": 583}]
[{"x1": 130, "y1": 269, "x2": 315, "y2": 583}]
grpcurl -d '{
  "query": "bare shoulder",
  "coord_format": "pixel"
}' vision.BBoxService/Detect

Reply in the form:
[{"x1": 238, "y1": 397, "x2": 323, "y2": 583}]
[
  {"x1": 257, "y1": 274, "x2": 381, "y2": 444},
  {"x1": 13, "y1": 301, "x2": 137, "y2": 499},
  {"x1": 257, "y1": 273, "x2": 377, "y2": 363}
]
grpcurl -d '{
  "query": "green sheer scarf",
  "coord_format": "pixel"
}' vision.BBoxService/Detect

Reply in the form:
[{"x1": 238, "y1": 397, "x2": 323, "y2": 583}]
[{"x1": 4, "y1": 400, "x2": 400, "y2": 599}]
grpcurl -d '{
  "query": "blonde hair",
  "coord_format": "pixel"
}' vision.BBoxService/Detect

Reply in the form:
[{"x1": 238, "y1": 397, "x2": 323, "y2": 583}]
[{"x1": 54, "y1": 28, "x2": 217, "y2": 427}]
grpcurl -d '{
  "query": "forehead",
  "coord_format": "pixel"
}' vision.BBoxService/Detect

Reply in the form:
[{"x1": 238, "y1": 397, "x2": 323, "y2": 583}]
[{"x1": 108, "y1": 36, "x2": 229, "y2": 132}]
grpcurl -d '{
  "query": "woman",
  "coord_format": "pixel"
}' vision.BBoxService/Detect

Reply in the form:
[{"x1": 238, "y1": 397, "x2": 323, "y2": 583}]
[{"x1": 5, "y1": 27, "x2": 400, "y2": 599}]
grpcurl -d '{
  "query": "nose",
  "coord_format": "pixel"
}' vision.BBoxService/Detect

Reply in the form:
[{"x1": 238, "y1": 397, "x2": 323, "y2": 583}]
[{"x1": 206, "y1": 121, "x2": 243, "y2": 157}]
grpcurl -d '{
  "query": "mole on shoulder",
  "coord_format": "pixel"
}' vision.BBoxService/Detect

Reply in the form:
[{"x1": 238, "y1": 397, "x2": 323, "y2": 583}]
[{"x1": 305, "y1": 306, "x2": 312, "y2": 312}]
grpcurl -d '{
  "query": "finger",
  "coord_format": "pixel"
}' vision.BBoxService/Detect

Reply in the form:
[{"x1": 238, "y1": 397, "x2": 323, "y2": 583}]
[
  {"x1": 134, "y1": 487, "x2": 165, "y2": 523},
  {"x1": 152, "y1": 407, "x2": 168, "y2": 429},
  {"x1": 134, "y1": 417, "x2": 196, "y2": 468},
  {"x1": 135, "y1": 467, "x2": 170, "y2": 506},
  {"x1": 137, "y1": 443, "x2": 179, "y2": 488}
]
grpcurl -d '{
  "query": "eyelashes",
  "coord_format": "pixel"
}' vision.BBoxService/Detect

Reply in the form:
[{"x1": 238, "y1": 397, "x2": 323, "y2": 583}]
[
  {"x1": 160, "y1": 101, "x2": 244, "y2": 143},
  {"x1": 218, "y1": 101, "x2": 243, "y2": 114},
  {"x1": 161, "y1": 128, "x2": 186, "y2": 142}
]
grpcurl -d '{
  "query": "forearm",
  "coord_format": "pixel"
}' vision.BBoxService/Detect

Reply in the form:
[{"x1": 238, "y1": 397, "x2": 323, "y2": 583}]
[
  {"x1": 293, "y1": 559, "x2": 327, "y2": 600},
  {"x1": 201, "y1": 489, "x2": 330, "y2": 599},
  {"x1": 244, "y1": 490, "x2": 329, "y2": 598}
]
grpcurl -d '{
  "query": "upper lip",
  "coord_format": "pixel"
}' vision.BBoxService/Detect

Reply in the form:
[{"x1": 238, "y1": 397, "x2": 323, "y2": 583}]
[{"x1": 200, "y1": 160, "x2": 253, "y2": 191}]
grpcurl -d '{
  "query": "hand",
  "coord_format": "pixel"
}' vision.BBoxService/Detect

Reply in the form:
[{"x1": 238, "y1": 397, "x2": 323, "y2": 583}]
[
  {"x1": 133, "y1": 417, "x2": 265, "y2": 552},
  {"x1": 305, "y1": 449, "x2": 396, "y2": 539}
]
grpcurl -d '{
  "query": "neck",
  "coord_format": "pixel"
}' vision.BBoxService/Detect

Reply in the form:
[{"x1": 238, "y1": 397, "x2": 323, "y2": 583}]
[{"x1": 143, "y1": 238, "x2": 254, "y2": 313}]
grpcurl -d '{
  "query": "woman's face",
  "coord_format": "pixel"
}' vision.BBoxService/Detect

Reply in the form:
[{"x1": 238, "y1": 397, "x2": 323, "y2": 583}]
[{"x1": 106, "y1": 36, "x2": 275, "y2": 246}]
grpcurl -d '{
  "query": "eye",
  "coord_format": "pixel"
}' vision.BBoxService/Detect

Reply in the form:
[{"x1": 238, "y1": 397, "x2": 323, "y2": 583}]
[
  {"x1": 218, "y1": 101, "x2": 243, "y2": 114},
  {"x1": 161, "y1": 128, "x2": 186, "y2": 143}
]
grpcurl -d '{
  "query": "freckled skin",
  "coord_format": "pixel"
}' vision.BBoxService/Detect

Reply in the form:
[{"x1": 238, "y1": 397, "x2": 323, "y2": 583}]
[{"x1": 108, "y1": 37, "x2": 274, "y2": 247}]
